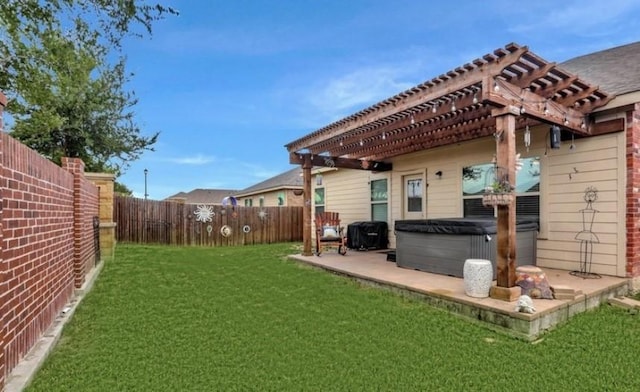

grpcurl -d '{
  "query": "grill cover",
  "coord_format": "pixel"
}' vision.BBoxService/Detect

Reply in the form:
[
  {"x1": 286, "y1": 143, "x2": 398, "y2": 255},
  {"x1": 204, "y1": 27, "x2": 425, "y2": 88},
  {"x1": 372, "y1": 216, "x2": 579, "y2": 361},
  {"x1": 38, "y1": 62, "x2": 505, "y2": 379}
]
[{"x1": 347, "y1": 221, "x2": 388, "y2": 250}]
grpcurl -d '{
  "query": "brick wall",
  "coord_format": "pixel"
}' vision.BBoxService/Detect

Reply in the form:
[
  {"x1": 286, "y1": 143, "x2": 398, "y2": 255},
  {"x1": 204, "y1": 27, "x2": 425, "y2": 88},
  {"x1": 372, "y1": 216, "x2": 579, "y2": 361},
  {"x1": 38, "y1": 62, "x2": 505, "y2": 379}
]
[
  {"x1": 627, "y1": 104, "x2": 640, "y2": 280},
  {"x1": 0, "y1": 94, "x2": 99, "y2": 388}
]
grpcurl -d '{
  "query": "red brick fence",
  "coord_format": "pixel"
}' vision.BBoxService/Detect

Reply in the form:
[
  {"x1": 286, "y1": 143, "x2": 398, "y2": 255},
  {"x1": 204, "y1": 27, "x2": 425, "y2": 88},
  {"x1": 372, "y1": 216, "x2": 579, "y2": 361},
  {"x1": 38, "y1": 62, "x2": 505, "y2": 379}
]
[{"x1": 0, "y1": 92, "x2": 101, "y2": 388}]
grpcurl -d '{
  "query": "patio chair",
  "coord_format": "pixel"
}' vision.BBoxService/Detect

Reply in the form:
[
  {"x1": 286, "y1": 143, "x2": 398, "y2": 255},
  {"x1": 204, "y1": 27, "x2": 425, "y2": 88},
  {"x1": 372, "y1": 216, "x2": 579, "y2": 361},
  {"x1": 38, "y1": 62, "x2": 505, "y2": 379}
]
[{"x1": 315, "y1": 211, "x2": 347, "y2": 256}]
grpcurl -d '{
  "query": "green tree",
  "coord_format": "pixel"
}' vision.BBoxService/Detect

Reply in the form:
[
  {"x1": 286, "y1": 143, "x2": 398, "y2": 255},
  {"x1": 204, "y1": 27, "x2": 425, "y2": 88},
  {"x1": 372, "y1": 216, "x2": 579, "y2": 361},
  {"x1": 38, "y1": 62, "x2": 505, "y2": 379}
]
[{"x1": 0, "y1": 0, "x2": 176, "y2": 174}]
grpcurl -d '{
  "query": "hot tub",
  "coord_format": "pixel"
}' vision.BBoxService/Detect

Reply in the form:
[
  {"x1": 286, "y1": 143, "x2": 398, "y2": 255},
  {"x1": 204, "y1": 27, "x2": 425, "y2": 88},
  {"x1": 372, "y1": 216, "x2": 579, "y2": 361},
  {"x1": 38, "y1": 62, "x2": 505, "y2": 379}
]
[{"x1": 394, "y1": 217, "x2": 538, "y2": 278}]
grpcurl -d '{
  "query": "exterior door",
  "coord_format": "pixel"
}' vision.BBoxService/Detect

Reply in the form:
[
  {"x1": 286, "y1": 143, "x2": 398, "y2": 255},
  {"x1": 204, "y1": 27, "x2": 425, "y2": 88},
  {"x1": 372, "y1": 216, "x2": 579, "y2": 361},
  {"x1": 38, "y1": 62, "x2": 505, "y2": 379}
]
[{"x1": 403, "y1": 174, "x2": 425, "y2": 219}]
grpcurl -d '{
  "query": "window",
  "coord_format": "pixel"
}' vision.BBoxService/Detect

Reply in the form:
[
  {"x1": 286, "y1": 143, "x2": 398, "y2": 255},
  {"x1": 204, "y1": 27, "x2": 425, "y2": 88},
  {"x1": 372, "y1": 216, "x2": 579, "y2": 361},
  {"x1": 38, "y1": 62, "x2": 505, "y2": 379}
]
[
  {"x1": 259, "y1": 196, "x2": 265, "y2": 208},
  {"x1": 315, "y1": 187, "x2": 325, "y2": 214},
  {"x1": 371, "y1": 179, "x2": 388, "y2": 222},
  {"x1": 277, "y1": 193, "x2": 285, "y2": 206},
  {"x1": 462, "y1": 157, "x2": 540, "y2": 217},
  {"x1": 406, "y1": 179, "x2": 423, "y2": 212},
  {"x1": 244, "y1": 198, "x2": 253, "y2": 207}
]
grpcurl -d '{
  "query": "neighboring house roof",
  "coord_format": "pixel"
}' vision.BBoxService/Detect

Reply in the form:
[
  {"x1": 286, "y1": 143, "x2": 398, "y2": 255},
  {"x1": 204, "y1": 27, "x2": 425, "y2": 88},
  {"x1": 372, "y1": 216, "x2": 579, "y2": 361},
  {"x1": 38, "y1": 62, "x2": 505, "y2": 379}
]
[
  {"x1": 234, "y1": 167, "x2": 302, "y2": 197},
  {"x1": 165, "y1": 188, "x2": 238, "y2": 204},
  {"x1": 561, "y1": 41, "x2": 640, "y2": 96}
]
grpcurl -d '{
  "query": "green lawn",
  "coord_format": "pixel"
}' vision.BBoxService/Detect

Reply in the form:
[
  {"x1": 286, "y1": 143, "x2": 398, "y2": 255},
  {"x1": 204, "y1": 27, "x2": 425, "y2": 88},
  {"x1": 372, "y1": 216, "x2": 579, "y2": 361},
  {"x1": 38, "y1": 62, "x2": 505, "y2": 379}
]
[{"x1": 27, "y1": 243, "x2": 640, "y2": 391}]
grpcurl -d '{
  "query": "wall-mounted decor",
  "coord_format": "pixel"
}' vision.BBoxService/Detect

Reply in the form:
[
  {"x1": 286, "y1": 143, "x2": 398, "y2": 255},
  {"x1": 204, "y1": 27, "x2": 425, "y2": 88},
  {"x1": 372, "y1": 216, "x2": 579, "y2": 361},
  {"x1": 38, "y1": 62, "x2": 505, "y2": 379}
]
[{"x1": 571, "y1": 186, "x2": 601, "y2": 279}]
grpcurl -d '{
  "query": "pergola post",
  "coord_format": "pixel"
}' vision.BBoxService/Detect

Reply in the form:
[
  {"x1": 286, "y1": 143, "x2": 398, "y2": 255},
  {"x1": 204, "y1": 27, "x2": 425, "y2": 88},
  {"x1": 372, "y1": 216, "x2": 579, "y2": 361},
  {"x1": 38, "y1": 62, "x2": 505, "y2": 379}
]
[
  {"x1": 301, "y1": 156, "x2": 313, "y2": 256},
  {"x1": 489, "y1": 113, "x2": 521, "y2": 301}
]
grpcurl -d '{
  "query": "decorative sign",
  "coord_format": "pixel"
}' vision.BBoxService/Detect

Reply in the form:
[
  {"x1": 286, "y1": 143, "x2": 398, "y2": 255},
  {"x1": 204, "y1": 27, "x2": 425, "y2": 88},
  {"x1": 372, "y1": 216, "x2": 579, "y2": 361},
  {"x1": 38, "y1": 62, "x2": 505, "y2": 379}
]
[{"x1": 242, "y1": 225, "x2": 251, "y2": 233}]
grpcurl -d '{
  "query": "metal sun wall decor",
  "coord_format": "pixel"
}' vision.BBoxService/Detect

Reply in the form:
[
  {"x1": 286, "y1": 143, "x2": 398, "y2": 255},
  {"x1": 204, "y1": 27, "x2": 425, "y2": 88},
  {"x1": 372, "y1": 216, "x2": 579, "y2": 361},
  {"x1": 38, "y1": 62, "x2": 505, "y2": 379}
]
[
  {"x1": 194, "y1": 205, "x2": 215, "y2": 222},
  {"x1": 191, "y1": 200, "x2": 268, "y2": 240},
  {"x1": 571, "y1": 186, "x2": 601, "y2": 279}
]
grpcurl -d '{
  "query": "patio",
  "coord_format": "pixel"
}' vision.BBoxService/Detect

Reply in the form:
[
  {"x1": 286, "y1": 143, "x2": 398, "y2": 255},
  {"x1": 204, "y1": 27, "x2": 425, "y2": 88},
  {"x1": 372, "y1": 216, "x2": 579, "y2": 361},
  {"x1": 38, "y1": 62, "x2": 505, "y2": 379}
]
[{"x1": 289, "y1": 249, "x2": 630, "y2": 340}]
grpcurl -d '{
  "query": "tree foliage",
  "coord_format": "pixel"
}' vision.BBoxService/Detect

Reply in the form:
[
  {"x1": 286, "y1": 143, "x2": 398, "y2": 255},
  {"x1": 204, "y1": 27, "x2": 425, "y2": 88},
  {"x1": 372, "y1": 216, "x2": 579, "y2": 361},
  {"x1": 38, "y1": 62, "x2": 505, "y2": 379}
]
[{"x1": 0, "y1": 0, "x2": 176, "y2": 174}]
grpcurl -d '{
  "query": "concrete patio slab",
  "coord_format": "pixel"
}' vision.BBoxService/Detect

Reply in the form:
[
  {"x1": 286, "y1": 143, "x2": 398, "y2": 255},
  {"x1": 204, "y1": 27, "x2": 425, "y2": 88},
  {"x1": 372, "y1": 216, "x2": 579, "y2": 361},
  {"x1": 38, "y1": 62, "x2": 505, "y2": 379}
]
[{"x1": 289, "y1": 250, "x2": 630, "y2": 340}]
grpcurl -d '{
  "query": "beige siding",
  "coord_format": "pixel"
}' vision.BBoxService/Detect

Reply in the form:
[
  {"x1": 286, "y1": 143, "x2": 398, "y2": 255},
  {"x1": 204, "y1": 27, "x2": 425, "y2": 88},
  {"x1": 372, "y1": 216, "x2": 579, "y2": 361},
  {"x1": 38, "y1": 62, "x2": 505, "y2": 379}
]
[
  {"x1": 541, "y1": 131, "x2": 626, "y2": 276},
  {"x1": 287, "y1": 190, "x2": 304, "y2": 207},
  {"x1": 314, "y1": 125, "x2": 626, "y2": 277},
  {"x1": 313, "y1": 169, "x2": 390, "y2": 238},
  {"x1": 237, "y1": 189, "x2": 298, "y2": 207}
]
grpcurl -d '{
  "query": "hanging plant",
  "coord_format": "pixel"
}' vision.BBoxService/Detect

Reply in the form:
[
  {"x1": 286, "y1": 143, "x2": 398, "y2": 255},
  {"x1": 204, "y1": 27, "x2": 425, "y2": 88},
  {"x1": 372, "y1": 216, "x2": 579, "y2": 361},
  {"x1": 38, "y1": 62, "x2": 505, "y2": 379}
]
[{"x1": 482, "y1": 164, "x2": 514, "y2": 207}]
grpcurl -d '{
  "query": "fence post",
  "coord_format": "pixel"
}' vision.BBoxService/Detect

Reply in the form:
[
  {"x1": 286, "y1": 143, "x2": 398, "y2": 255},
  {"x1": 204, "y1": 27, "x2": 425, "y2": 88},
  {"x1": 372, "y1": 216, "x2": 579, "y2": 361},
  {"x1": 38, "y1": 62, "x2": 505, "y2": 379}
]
[
  {"x1": 62, "y1": 157, "x2": 88, "y2": 288},
  {"x1": 86, "y1": 173, "x2": 117, "y2": 262}
]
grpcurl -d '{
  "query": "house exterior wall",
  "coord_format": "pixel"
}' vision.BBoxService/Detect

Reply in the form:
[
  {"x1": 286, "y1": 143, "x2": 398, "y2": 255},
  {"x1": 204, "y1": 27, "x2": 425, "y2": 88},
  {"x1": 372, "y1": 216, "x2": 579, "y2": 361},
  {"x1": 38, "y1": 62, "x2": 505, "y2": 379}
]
[
  {"x1": 286, "y1": 190, "x2": 304, "y2": 207},
  {"x1": 238, "y1": 189, "x2": 303, "y2": 207},
  {"x1": 0, "y1": 130, "x2": 99, "y2": 388},
  {"x1": 313, "y1": 124, "x2": 627, "y2": 278},
  {"x1": 311, "y1": 169, "x2": 390, "y2": 236}
]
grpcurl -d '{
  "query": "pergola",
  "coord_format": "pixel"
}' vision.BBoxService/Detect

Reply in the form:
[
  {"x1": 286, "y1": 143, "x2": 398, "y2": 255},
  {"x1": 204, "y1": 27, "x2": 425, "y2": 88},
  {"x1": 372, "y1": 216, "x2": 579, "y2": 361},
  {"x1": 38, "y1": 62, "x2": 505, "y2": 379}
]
[{"x1": 285, "y1": 43, "x2": 619, "y2": 300}]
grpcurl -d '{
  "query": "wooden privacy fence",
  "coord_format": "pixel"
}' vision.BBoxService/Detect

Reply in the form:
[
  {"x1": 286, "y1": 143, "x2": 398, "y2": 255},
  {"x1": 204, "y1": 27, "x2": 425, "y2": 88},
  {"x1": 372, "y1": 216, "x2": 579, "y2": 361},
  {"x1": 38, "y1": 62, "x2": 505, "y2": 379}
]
[{"x1": 115, "y1": 196, "x2": 303, "y2": 246}]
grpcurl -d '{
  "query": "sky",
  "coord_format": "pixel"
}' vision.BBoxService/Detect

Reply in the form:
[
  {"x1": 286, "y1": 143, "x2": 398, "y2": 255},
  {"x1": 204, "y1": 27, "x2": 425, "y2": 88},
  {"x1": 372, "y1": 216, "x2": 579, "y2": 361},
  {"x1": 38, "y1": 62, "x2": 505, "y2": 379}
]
[{"x1": 117, "y1": 0, "x2": 640, "y2": 200}]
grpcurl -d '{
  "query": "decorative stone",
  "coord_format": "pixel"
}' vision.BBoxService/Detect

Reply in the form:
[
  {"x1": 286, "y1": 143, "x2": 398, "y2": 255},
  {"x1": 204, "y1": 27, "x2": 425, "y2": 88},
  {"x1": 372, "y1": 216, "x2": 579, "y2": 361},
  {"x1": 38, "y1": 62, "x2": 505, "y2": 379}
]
[
  {"x1": 463, "y1": 258, "x2": 493, "y2": 298},
  {"x1": 515, "y1": 265, "x2": 554, "y2": 299},
  {"x1": 515, "y1": 295, "x2": 536, "y2": 313}
]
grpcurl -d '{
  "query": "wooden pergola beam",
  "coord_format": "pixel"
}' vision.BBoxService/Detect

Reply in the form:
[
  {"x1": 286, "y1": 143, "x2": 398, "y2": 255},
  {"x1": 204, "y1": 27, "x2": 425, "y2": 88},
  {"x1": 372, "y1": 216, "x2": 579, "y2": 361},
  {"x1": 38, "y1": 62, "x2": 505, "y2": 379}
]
[
  {"x1": 289, "y1": 152, "x2": 392, "y2": 171},
  {"x1": 285, "y1": 46, "x2": 529, "y2": 153},
  {"x1": 341, "y1": 112, "x2": 495, "y2": 160},
  {"x1": 484, "y1": 77, "x2": 590, "y2": 135},
  {"x1": 321, "y1": 93, "x2": 485, "y2": 157}
]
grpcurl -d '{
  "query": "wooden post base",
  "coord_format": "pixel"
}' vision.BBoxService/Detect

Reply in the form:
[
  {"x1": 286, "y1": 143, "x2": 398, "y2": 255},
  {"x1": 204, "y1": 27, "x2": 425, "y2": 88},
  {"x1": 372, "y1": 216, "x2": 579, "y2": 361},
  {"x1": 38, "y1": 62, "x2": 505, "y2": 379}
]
[{"x1": 489, "y1": 286, "x2": 521, "y2": 302}]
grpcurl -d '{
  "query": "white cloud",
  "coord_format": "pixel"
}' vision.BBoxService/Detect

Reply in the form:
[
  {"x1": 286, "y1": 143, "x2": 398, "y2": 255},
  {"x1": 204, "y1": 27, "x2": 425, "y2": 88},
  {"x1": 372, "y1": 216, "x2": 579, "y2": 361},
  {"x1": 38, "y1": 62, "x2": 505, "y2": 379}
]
[
  {"x1": 166, "y1": 154, "x2": 216, "y2": 165},
  {"x1": 276, "y1": 57, "x2": 430, "y2": 129},
  {"x1": 238, "y1": 162, "x2": 280, "y2": 180},
  {"x1": 309, "y1": 66, "x2": 415, "y2": 114}
]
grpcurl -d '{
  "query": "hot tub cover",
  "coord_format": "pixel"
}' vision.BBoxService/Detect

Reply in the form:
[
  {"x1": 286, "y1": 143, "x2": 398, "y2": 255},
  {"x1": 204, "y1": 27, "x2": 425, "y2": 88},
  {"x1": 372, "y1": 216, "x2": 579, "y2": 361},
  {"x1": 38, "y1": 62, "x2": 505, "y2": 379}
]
[{"x1": 394, "y1": 217, "x2": 538, "y2": 235}]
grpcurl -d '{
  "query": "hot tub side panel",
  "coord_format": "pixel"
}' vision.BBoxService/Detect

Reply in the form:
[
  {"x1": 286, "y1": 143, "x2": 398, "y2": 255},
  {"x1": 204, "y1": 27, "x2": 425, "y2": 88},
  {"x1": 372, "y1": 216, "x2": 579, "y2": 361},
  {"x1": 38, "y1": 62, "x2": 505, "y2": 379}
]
[
  {"x1": 396, "y1": 230, "x2": 537, "y2": 278},
  {"x1": 396, "y1": 232, "x2": 474, "y2": 277}
]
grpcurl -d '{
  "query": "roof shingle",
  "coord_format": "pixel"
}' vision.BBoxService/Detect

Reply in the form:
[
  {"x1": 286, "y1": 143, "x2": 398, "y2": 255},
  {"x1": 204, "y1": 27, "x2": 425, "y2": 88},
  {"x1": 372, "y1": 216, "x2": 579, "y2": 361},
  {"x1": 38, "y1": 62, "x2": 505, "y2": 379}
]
[{"x1": 561, "y1": 41, "x2": 640, "y2": 96}]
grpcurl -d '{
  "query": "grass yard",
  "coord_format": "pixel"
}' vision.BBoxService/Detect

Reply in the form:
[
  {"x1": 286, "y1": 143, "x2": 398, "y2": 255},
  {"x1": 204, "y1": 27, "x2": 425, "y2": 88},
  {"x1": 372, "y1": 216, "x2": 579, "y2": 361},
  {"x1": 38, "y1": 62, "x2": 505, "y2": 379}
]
[{"x1": 27, "y1": 243, "x2": 640, "y2": 391}]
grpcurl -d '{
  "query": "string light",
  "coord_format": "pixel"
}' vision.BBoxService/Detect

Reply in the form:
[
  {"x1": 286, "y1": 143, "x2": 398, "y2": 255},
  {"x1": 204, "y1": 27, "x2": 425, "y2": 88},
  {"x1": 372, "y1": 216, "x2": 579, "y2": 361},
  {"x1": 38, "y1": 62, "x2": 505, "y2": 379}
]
[
  {"x1": 451, "y1": 99, "x2": 456, "y2": 112},
  {"x1": 472, "y1": 92, "x2": 478, "y2": 104},
  {"x1": 493, "y1": 79, "x2": 500, "y2": 92},
  {"x1": 581, "y1": 118, "x2": 587, "y2": 130},
  {"x1": 563, "y1": 115, "x2": 569, "y2": 126},
  {"x1": 543, "y1": 100, "x2": 549, "y2": 116},
  {"x1": 359, "y1": 139, "x2": 364, "y2": 146},
  {"x1": 339, "y1": 139, "x2": 343, "y2": 147},
  {"x1": 410, "y1": 113, "x2": 415, "y2": 125},
  {"x1": 524, "y1": 125, "x2": 531, "y2": 152},
  {"x1": 432, "y1": 103, "x2": 438, "y2": 113},
  {"x1": 381, "y1": 132, "x2": 386, "y2": 140}
]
